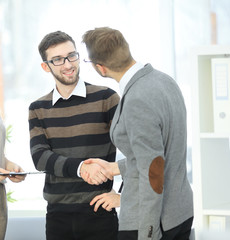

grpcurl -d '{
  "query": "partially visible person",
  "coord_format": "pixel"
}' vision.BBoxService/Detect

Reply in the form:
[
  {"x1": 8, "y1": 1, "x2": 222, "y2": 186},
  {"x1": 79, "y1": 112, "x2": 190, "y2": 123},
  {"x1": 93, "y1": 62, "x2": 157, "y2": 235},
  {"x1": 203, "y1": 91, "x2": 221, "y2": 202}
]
[
  {"x1": 0, "y1": 116, "x2": 26, "y2": 240},
  {"x1": 81, "y1": 27, "x2": 194, "y2": 240},
  {"x1": 28, "y1": 31, "x2": 120, "y2": 240}
]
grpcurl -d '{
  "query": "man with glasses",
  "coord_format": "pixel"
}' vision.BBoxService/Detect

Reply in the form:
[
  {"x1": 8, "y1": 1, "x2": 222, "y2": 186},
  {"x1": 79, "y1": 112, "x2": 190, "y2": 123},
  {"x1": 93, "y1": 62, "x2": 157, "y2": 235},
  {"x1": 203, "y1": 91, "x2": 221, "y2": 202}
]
[{"x1": 28, "y1": 31, "x2": 120, "y2": 240}]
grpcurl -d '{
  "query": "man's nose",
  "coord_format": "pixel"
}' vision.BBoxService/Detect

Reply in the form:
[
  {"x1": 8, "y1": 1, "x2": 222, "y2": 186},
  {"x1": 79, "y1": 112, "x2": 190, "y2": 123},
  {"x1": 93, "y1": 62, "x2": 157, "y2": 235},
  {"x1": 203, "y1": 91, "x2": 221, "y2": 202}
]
[{"x1": 63, "y1": 58, "x2": 73, "y2": 67}]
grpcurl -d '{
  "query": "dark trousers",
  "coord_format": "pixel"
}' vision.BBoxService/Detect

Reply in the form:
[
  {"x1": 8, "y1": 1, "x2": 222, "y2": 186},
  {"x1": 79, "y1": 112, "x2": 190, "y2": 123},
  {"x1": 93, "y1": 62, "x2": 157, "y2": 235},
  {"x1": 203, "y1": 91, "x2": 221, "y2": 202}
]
[
  {"x1": 118, "y1": 217, "x2": 193, "y2": 240},
  {"x1": 160, "y1": 217, "x2": 193, "y2": 240},
  {"x1": 118, "y1": 230, "x2": 138, "y2": 240},
  {"x1": 46, "y1": 208, "x2": 118, "y2": 240}
]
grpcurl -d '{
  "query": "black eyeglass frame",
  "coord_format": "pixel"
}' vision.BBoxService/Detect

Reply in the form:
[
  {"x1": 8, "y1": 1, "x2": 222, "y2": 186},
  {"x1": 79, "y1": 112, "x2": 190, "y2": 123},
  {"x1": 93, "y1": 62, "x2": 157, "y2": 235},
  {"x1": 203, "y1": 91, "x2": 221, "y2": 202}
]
[
  {"x1": 44, "y1": 52, "x2": 80, "y2": 66},
  {"x1": 83, "y1": 59, "x2": 102, "y2": 66},
  {"x1": 83, "y1": 59, "x2": 94, "y2": 63}
]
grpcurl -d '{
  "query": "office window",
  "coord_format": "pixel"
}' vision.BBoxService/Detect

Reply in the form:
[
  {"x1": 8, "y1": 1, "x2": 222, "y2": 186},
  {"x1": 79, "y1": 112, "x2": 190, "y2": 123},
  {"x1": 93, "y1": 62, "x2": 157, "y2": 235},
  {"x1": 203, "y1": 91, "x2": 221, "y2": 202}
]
[{"x1": 1, "y1": 0, "x2": 230, "y2": 214}]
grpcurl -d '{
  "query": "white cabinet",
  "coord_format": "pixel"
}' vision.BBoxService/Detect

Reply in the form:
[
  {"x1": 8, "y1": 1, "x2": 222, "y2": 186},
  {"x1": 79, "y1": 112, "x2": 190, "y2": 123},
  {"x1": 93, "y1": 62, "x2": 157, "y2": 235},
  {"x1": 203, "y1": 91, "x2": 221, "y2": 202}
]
[{"x1": 191, "y1": 46, "x2": 230, "y2": 238}]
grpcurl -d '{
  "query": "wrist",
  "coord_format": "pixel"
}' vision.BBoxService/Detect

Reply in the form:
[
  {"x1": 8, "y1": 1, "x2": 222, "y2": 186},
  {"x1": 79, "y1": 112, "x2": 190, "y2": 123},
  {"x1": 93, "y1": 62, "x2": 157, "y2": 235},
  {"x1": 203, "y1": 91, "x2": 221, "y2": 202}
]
[{"x1": 111, "y1": 162, "x2": 120, "y2": 176}]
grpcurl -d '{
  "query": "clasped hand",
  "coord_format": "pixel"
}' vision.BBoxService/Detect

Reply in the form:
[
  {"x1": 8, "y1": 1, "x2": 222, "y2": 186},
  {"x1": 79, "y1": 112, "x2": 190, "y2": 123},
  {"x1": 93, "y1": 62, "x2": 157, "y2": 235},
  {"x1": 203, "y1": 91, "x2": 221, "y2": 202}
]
[{"x1": 80, "y1": 158, "x2": 113, "y2": 185}]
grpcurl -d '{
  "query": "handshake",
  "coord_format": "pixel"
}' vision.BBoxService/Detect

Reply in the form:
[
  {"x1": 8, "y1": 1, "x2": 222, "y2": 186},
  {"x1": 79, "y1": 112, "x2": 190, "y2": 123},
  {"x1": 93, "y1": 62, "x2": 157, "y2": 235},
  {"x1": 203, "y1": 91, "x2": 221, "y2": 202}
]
[{"x1": 80, "y1": 158, "x2": 120, "y2": 185}]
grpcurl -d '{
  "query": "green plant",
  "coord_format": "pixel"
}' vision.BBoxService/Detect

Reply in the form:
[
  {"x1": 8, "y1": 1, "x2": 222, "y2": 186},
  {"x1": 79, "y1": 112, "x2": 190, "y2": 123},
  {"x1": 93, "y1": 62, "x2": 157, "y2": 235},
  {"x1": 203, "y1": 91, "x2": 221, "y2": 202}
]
[
  {"x1": 6, "y1": 125, "x2": 13, "y2": 143},
  {"x1": 6, "y1": 190, "x2": 17, "y2": 203},
  {"x1": 5, "y1": 124, "x2": 17, "y2": 203}
]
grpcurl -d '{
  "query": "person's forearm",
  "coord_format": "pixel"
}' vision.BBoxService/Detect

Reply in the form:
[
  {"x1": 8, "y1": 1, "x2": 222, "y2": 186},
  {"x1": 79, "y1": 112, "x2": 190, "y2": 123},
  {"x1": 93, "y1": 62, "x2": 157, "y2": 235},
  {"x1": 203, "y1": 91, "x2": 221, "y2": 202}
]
[
  {"x1": 111, "y1": 162, "x2": 120, "y2": 176},
  {"x1": 5, "y1": 158, "x2": 24, "y2": 172},
  {"x1": 5, "y1": 158, "x2": 15, "y2": 170}
]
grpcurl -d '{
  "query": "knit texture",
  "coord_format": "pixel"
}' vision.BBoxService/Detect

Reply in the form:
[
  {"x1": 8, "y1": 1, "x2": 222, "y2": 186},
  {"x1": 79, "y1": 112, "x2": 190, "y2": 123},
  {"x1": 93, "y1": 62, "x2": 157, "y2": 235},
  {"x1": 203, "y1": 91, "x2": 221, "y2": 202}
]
[{"x1": 29, "y1": 83, "x2": 119, "y2": 212}]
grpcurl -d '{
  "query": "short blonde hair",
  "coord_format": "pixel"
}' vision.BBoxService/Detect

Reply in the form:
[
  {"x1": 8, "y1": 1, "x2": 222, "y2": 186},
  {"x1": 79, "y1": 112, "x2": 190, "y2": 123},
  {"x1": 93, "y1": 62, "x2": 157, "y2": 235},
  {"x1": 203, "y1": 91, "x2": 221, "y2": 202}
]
[{"x1": 82, "y1": 27, "x2": 133, "y2": 72}]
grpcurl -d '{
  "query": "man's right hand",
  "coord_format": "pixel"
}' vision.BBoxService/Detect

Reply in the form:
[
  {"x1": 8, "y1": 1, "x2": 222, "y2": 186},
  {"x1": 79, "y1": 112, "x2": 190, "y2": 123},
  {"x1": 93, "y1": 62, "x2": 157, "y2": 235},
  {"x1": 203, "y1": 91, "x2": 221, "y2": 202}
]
[
  {"x1": 80, "y1": 159, "x2": 112, "y2": 185},
  {"x1": 80, "y1": 158, "x2": 120, "y2": 185}
]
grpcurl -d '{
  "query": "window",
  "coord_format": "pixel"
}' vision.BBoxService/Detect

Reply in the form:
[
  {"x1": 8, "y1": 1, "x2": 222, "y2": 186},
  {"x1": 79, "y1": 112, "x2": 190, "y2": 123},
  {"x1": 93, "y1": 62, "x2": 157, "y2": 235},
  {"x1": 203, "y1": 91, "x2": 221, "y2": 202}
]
[{"x1": 2, "y1": 0, "x2": 230, "y2": 215}]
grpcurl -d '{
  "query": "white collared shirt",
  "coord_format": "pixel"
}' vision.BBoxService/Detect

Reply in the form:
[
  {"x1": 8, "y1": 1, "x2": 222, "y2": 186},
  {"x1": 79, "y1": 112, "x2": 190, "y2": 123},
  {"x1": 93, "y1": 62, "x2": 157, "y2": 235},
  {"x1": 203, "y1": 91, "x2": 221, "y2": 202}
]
[
  {"x1": 52, "y1": 77, "x2": 86, "y2": 106},
  {"x1": 119, "y1": 62, "x2": 144, "y2": 96}
]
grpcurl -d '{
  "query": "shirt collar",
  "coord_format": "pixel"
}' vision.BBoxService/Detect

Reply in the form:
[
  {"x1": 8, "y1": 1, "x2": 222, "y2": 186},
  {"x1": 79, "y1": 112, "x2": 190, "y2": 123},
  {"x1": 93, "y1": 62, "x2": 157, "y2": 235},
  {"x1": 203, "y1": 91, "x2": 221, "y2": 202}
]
[
  {"x1": 52, "y1": 77, "x2": 86, "y2": 106},
  {"x1": 119, "y1": 62, "x2": 144, "y2": 96}
]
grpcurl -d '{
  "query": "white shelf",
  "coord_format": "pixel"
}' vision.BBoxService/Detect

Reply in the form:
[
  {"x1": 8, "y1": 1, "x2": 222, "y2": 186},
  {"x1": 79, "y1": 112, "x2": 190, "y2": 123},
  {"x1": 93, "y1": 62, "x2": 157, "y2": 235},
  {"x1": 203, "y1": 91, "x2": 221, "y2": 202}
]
[
  {"x1": 191, "y1": 45, "x2": 230, "y2": 238},
  {"x1": 200, "y1": 133, "x2": 230, "y2": 138},
  {"x1": 203, "y1": 202, "x2": 230, "y2": 216}
]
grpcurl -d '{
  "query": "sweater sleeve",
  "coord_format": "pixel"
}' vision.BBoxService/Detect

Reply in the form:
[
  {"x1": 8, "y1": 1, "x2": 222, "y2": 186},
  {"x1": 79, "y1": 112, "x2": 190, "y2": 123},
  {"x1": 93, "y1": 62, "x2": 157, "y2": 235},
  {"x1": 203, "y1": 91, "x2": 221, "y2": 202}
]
[
  {"x1": 29, "y1": 106, "x2": 81, "y2": 178},
  {"x1": 117, "y1": 158, "x2": 126, "y2": 177},
  {"x1": 124, "y1": 95, "x2": 164, "y2": 240}
]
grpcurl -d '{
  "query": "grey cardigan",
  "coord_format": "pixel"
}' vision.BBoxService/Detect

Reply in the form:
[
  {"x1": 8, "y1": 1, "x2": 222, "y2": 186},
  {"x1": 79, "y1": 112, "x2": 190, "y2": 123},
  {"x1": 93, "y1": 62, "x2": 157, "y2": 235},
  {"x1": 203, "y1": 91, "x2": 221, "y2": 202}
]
[{"x1": 110, "y1": 64, "x2": 193, "y2": 240}]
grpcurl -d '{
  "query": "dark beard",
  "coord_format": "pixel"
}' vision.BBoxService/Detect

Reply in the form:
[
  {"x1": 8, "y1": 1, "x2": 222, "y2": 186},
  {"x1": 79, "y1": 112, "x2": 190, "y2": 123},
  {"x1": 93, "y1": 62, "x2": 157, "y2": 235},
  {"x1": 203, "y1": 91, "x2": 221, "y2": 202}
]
[{"x1": 50, "y1": 68, "x2": 80, "y2": 86}]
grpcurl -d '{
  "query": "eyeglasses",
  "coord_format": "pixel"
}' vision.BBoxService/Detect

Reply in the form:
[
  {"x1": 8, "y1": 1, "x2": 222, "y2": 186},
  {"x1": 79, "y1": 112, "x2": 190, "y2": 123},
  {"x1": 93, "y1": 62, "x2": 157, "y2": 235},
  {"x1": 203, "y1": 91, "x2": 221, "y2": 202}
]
[
  {"x1": 83, "y1": 59, "x2": 102, "y2": 66},
  {"x1": 45, "y1": 52, "x2": 79, "y2": 66},
  {"x1": 83, "y1": 59, "x2": 94, "y2": 63}
]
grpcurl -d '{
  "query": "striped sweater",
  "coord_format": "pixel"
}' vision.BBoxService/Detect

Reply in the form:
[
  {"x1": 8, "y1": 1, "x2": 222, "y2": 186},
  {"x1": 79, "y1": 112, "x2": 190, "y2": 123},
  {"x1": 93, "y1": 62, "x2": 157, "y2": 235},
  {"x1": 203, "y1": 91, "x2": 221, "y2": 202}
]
[{"x1": 29, "y1": 83, "x2": 120, "y2": 213}]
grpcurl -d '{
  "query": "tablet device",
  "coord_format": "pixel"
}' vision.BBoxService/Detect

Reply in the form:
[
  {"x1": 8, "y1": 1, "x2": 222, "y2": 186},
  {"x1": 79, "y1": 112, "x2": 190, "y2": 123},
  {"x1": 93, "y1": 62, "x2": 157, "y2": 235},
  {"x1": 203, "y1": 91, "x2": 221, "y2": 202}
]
[{"x1": 0, "y1": 171, "x2": 45, "y2": 176}]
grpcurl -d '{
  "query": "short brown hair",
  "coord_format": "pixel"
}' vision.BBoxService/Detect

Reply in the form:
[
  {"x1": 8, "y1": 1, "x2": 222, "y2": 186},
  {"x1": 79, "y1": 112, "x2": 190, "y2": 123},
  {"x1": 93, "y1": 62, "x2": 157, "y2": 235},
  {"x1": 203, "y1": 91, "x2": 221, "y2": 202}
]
[
  {"x1": 38, "y1": 31, "x2": 76, "y2": 61},
  {"x1": 82, "y1": 27, "x2": 133, "y2": 72}
]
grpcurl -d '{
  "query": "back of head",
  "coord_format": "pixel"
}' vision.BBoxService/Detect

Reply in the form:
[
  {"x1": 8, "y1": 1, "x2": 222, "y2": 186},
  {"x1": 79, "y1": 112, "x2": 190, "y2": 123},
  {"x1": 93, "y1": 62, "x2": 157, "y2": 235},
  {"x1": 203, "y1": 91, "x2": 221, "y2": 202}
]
[
  {"x1": 82, "y1": 27, "x2": 133, "y2": 72},
  {"x1": 38, "y1": 31, "x2": 76, "y2": 61}
]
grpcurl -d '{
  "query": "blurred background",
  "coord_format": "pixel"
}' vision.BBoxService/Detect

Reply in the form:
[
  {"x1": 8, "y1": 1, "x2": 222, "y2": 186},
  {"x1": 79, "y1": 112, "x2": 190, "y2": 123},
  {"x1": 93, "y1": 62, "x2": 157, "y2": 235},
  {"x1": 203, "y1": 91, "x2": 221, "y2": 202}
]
[{"x1": 0, "y1": 0, "x2": 229, "y2": 216}]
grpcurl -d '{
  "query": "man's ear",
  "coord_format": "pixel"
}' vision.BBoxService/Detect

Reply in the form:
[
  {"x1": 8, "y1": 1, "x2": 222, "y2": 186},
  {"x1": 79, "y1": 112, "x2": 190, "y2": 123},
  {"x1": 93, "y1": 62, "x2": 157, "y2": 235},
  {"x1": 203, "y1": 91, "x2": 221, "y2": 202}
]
[
  {"x1": 96, "y1": 64, "x2": 107, "y2": 77},
  {"x1": 41, "y1": 62, "x2": 51, "y2": 73}
]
